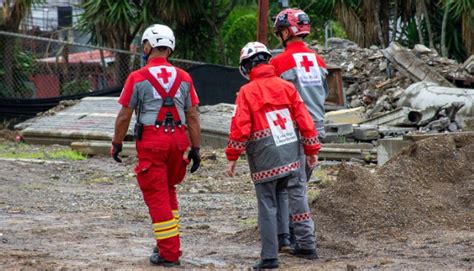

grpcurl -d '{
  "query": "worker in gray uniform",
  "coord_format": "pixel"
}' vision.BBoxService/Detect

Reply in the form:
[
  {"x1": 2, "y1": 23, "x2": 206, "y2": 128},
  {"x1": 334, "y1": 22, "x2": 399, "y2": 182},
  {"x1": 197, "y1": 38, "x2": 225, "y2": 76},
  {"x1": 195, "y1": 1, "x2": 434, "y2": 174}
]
[
  {"x1": 225, "y1": 41, "x2": 321, "y2": 269},
  {"x1": 270, "y1": 8, "x2": 330, "y2": 257}
]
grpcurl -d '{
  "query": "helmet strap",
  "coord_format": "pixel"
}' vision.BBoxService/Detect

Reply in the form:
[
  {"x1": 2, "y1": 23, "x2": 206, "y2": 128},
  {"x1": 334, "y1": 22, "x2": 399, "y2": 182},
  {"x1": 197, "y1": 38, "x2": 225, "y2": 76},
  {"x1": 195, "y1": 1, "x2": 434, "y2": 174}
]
[{"x1": 278, "y1": 29, "x2": 292, "y2": 48}]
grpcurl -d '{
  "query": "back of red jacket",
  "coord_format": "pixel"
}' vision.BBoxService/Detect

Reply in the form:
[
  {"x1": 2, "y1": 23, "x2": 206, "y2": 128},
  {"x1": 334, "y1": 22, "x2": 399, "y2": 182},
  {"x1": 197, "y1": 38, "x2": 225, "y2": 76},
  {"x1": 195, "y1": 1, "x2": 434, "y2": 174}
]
[
  {"x1": 225, "y1": 64, "x2": 320, "y2": 184},
  {"x1": 270, "y1": 41, "x2": 328, "y2": 127}
]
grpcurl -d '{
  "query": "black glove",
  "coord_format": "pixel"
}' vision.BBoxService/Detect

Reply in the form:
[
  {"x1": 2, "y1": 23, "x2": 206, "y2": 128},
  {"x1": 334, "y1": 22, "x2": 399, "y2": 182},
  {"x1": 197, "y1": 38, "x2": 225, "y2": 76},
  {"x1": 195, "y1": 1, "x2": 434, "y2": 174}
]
[
  {"x1": 187, "y1": 147, "x2": 201, "y2": 173},
  {"x1": 111, "y1": 142, "x2": 123, "y2": 163}
]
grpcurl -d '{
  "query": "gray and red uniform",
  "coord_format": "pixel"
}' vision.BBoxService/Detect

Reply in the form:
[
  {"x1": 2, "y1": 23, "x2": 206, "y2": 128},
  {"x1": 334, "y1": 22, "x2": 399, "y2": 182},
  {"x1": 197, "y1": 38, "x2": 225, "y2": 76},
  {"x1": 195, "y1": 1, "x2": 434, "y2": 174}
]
[
  {"x1": 225, "y1": 64, "x2": 320, "y2": 259},
  {"x1": 270, "y1": 41, "x2": 329, "y2": 139},
  {"x1": 119, "y1": 57, "x2": 199, "y2": 262}
]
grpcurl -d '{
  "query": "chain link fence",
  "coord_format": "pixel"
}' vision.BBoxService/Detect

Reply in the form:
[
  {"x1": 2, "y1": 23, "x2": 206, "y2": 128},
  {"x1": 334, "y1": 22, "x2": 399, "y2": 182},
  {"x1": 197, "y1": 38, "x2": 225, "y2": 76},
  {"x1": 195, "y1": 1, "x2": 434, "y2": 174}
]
[{"x1": 0, "y1": 31, "x2": 202, "y2": 99}]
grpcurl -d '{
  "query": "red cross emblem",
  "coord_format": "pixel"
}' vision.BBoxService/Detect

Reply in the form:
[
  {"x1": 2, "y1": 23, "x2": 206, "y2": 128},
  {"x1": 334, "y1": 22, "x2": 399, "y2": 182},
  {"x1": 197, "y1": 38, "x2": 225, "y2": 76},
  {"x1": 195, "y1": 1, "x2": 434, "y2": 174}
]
[
  {"x1": 273, "y1": 114, "x2": 287, "y2": 130},
  {"x1": 300, "y1": 55, "x2": 314, "y2": 72},
  {"x1": 157, "y1": 67, "x2": 172, "y2": 84}
]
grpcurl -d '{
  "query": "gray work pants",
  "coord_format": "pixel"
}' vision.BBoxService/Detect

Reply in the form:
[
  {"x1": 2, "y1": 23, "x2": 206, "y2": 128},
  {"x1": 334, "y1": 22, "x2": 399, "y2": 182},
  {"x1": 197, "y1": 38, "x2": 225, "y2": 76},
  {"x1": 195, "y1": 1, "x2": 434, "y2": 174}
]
[
  {"x1": 287, "y1": 165, "x2": 316, "y2": 250},
  {"x1": 255, "y1": 177, "x2": 289, "y2": 260}
]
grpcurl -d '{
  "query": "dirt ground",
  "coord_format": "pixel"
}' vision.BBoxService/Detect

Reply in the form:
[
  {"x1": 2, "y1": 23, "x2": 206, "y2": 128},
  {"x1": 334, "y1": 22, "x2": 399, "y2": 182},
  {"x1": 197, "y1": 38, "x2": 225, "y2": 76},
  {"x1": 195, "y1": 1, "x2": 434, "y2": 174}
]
[{"x1": 0, "y1": 135, "x2": 473, "y2": 270}]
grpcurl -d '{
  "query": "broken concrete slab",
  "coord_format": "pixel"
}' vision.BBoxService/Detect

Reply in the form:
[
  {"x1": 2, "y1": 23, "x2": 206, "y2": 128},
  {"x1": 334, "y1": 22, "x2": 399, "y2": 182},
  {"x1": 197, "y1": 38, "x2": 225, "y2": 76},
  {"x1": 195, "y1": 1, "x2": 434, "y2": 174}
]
[
  {"x1": 16, "y1": 98, "x2": 234, "y2": 147},
  {"x1": 353, "y1": 125, "x2": 380, "y2": 141},
  {"x1": 19, "y1": 97, "x2": 135, "y2": 145},
  {"x1": 325, "y1": 107, "x2": 365, "y2": 124},
  {"x1": 72, "y1": 141, "x2": 136, "y2": 156},
  {"x1": 382, "y1": 42, "x2": 454, "y2": 87},
  {"x1": 320, "y1": 147, "x2": 376, "y2": 162},
  {"x1": 463, "y1": 55, "x2": 474, "y2": 74},
  {"x1": 413, "y1": 44, "x2": 433, "y2": 54},
  {"x1": 361, "y1": 107, "x2": 423, "y2": 127},
  {"x1": 398, "y1": 81, "x2": 474, "y2": 117},
  {"x1": 377, "y1": 138, "x2": 414, "y2": 165},
  {"x1": 378, "y1": 126, "x2": 417, "y2": 137},
  {"x1": 325, "y1": 123, "x2": 353, "y2": 135}
]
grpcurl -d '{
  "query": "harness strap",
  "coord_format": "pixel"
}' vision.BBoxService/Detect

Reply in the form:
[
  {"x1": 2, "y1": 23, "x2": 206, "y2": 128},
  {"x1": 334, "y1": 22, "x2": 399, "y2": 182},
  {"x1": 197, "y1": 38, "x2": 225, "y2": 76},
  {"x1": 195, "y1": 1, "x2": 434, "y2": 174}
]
[{"x1": 138, "y1": 67, "x2": 182, "y2": 125}]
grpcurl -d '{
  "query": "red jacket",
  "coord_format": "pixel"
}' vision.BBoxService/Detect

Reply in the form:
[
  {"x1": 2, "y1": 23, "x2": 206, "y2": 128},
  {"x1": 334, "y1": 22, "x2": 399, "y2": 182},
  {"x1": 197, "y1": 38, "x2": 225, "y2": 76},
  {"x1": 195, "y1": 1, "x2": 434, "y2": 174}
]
[{"x1": 225, "y1": 64, "x2": 320, "y2": 182}]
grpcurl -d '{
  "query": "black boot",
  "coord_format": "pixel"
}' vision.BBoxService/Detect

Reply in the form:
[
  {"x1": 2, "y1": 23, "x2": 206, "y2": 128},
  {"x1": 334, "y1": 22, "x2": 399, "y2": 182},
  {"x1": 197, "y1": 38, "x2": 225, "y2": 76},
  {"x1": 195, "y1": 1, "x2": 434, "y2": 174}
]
[
  {"x1": 278, "y1": 233, "x2": 291, "y2": 252},
  {"x1": 149, "y1": 253, "x2": 180, "y2": 267},
  {"x1": 152, "y1": 246, "x2": 159, "y2": 254},
  {"x1": 290, "y1": 243, "x2": 319, "y2": 260},
  {"x1": 252, "y1": 258, "x2": 279, "y2": 270}
]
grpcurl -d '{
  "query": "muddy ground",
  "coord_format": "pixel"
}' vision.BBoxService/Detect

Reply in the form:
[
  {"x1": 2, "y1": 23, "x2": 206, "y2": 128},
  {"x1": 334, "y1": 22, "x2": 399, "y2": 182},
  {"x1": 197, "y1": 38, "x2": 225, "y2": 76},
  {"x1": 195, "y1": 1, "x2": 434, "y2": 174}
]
[{"x1": 0, "y1": 136, "x2": 473, "y2": 270}]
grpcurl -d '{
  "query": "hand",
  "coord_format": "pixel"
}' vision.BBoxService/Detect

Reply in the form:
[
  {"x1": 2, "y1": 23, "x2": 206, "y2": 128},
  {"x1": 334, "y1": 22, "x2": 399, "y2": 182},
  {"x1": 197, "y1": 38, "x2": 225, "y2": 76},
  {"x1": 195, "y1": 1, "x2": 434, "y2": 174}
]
[
  {"x1": 226, "y1": 160, "x2": 237, "y2": 177},
  {"x1": 111, "y1": 142, "x2": 123, "y2": 163},
  {"x1": 187, "y1": 147, "x2": 201, "y2": 173},
  {"x1": 306, "y1": 154, "x2": 318, "y2": 168}
]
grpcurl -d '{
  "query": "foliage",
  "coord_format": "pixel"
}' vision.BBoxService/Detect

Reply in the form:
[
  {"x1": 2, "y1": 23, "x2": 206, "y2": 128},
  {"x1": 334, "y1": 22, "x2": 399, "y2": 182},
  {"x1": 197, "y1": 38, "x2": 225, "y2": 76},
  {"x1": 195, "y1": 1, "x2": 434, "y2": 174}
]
[
  {"x1": 304, "y1": 0, "x2": 472, "y2": 60},
  {"x1": 0, "y1": 47, "x2": 36, "y2": 98},
  {"x1": 222, "y1": 5, "x2": 258, "y2": 66},
  {"x1": 60, "y1": 79, "x2": 92, "y2": 96}
]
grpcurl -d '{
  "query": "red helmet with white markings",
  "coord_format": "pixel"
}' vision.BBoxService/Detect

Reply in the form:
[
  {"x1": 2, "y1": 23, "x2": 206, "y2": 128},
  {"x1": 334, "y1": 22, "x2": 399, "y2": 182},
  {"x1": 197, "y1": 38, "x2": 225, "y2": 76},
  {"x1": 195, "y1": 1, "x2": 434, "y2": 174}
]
[{"x1": 274, "y1": 8, "x2": 311, "y2": 38}]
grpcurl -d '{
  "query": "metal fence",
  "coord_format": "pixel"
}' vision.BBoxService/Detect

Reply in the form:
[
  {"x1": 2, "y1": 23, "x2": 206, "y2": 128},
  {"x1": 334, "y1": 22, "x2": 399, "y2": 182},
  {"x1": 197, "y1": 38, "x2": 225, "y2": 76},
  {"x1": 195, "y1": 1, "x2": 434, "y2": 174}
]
[{"x1": 0, "y1": 31, "x2": 202, "y2": 99}]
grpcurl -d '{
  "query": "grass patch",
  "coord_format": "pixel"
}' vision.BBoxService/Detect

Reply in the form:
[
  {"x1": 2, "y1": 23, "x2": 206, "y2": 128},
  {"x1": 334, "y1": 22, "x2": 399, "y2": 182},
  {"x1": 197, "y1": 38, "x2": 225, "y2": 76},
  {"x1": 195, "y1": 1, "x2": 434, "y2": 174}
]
[
  {"x1": 0, "y1": 143, "x2": 86, "y2": 161},
  {"x1": 307, "y1": 188, "x2": 321, "y2": 203},
  {"x1": 239, "y1": 217, "x2": 257, "y2": 226},
  {"x1": 313, "y1": 168, "x2": 334, "y2": 188}
]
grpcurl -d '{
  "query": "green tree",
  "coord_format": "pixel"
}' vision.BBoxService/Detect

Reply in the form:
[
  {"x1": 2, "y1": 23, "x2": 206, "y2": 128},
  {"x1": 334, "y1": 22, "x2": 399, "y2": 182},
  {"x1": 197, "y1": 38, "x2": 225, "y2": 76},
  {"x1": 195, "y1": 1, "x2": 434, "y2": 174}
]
[
  {"x1": 77, "y1": 0, "x2": 149, "y2": 84},
  {"x1": 0, "y1": 0, "x2": 39, "y2": 96},
  {"x1": 440, "y1": 0, "x2": 474, "y2": 57}
]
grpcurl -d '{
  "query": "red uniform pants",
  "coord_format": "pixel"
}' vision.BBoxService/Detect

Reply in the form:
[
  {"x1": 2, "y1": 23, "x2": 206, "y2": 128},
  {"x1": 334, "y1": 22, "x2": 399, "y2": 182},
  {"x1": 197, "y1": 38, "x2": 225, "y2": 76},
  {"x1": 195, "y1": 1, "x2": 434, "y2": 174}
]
[{"x1": 134, "y1": 126, "x2": 190, "y2": 262}]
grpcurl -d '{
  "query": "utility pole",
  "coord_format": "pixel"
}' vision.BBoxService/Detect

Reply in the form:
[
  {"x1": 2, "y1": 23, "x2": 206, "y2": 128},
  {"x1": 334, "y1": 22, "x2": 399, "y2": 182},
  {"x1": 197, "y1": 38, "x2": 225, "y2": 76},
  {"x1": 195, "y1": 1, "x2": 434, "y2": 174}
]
[{"x1": 257, "y1": 0, "x2": 268, "y2": 45}]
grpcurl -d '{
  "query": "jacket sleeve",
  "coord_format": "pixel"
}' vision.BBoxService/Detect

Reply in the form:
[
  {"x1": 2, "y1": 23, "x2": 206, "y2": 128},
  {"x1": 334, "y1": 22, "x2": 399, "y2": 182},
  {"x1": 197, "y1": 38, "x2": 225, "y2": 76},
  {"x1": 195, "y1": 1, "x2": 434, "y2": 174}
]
[
  {"x1": 289, "y1": 87, "x2": 321, "y2": 155},
  {"x1": 225, "y1": 90, "x2": 252, "y2": 161}
]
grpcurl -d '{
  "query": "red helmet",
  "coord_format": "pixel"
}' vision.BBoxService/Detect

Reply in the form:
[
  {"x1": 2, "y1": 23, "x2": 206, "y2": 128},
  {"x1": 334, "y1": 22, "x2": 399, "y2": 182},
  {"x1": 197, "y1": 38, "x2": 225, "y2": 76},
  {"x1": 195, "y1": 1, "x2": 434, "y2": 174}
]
[{"x1": 273, "y1": 8, "x2": 311, "y2": 38}]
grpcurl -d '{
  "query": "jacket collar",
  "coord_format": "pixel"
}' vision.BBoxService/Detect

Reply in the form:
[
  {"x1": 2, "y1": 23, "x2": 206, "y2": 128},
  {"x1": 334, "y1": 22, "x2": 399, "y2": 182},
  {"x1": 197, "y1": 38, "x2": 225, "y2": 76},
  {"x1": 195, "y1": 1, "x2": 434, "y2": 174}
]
[
  {"x1": 249, "y1": 64, "x2": 276, "y2": 81},
  {"x1": 285, "y1": 40, "x2": 307, "y2": 51},
  {"x1": 146, "y1": 57, "x2": 170, "y2": 66}
]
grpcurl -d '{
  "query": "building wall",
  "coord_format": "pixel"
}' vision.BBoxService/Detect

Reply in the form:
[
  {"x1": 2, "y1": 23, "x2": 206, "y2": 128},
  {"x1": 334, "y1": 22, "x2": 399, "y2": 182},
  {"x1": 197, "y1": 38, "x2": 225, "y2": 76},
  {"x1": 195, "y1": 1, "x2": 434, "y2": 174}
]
[{"x1": 0, "y1": 0, "x2": 84, "y2": 31}]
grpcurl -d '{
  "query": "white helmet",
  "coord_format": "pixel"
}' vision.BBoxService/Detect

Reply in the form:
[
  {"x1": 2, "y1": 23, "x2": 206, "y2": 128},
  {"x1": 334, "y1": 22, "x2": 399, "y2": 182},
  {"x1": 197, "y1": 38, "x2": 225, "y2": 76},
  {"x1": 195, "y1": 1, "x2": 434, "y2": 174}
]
[
  {"x1": 239, "y1": 42, "x2": 272, "y2": 79},
  {"x1": 141, "y1": 24, "x2": 175, "y2": 51}
]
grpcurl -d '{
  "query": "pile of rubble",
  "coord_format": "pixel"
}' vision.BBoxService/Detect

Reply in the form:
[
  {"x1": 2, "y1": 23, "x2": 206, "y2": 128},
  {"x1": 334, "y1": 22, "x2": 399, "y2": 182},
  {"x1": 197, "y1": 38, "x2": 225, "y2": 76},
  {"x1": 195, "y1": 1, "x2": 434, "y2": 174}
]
[{"x1": 315, "y1": 38, "x2": 473, "y2": 119}]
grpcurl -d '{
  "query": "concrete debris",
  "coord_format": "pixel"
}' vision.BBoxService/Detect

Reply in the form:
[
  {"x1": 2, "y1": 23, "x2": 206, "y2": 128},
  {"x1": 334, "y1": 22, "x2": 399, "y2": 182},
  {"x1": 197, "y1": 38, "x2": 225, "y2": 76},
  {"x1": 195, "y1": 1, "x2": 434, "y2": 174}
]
[
  {"x1": 382, "y1": 42, "x2": 454, "y2": 87},
  {"x1": 318, "y1": 41, "x2": 471, "y2": 117},
  {"x1": 325, "y1": 107, "x2": 365, "y2": 124},
  {"x1": 353, "y1": 125, "x2": 380, "y2": 141},
  {"x1": 413, "y1": 44, "x2": 433, "y2": 54},
  {"x1": 361, "y1": 107, "x2": 423, "y2": 127},
  {"x1": 398, "y1": 81, "x2": 474, "y2": 117},
  {"x1": 324, "y1": 37, "x2": 358, "y2": 50},
  {"x1": 462, "y1": 55, "x2": 474, "y2": 74},
  {"x1": 419, "y1": 102, "x2": 465, "y2": 133}
]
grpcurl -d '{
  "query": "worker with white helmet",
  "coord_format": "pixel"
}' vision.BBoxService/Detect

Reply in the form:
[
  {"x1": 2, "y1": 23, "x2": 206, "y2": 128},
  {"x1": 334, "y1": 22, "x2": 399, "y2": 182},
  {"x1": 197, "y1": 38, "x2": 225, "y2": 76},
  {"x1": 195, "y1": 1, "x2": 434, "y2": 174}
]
[
  {"x1": 111, "y1": 24, "x2": 201, "y2": 267},
  {"x1": 226, "y1": 41, "x2": 320, "y2": 270}
]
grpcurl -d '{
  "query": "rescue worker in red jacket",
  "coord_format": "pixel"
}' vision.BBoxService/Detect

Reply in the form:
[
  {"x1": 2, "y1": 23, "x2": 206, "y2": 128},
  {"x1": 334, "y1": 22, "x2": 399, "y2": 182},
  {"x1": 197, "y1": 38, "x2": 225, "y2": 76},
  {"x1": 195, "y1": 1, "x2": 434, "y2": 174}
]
[
  {"x1": 226, "y1": 42, "x2": 320, "y2": 270},
  {"x1": 111, "y1": 24, "x2": 201, "y2": 267},
  {"x1": 270, "y1": 8, "x2": 329, "y2": 253}
]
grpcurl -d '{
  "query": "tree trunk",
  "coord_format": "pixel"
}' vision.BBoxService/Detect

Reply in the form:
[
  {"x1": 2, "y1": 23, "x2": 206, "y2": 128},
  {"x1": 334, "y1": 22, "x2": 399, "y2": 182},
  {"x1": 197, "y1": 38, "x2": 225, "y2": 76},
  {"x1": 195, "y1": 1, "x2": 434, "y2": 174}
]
[
  {"x1": 0, "y1": 35, "x2": 16, "y2": 96},
  {"x1": 441, "y1": 2, "x2": 450, "y2": 57},
  {"x1": 461, "y1": 11, "x2": 474, "y2": 56},
  {"x1": 419, "y1": 0, "x2": 434, "y2": 48},
  {"x1": 415, "y1": 14, "x2": 424, "y2": 45},
  {"x1": 391, "y1": 0, "x2": 399, "y2": 42},
  {"x1": 373, "y1": 0, "x2": 386, "y2": 48}
]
